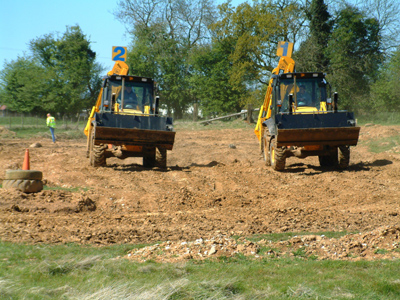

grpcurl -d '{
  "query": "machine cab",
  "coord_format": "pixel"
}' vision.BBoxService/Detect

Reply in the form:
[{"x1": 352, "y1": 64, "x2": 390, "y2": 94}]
[
  {"x1": 100, "y1": 75, "x2": 157, "y2": 115},
  {"x1": 273, "y1": 72, "x2": 329, "y2": 114}
]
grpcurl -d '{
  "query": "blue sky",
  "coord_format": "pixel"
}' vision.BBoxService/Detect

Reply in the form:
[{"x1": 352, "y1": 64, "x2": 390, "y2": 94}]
[{"x1": 0, "y1": 0, "x2": 245, "y2": 72}]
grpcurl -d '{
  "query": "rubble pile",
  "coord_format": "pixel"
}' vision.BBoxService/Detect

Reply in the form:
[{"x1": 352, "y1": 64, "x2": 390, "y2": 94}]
[{"x1": 125, "y1": 226, "x2": 400, "y2": 263}]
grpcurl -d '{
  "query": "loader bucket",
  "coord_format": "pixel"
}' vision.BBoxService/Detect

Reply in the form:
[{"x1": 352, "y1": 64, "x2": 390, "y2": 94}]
[
  {"x1": 277, "y1": 127, "x2": 360, "y2": 147},
  {"x1": 274, "y1": 111, "x2": 360, "y2": 147},
  {"x1": 92, "y1": 112, "x2": 175, "y2": 150},
  {"x1": 94, "y1": 126, "x2": 175, "y2": 150}
]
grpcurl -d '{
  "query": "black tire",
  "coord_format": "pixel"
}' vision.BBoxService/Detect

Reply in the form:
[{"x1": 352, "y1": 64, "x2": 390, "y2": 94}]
[
  {"x1": 5, "y1": 170, "x2": 42, "y2": 180},
  {"x1": 155, "y1": 148, "x2": 167, "y2": 168},
  {"x1": 338, "y1": 145, "x2": 350, "y2": 169},
  {"x1": 318, "y1": 147, "x2": 338, "y2": 167},
  {"x1": 92, "y1": 144, "x2": 107, "y2": 167},
  {"x1": 2, "y1": 179, "x2": 43, "y2": 193},
  {"x1": 270, "y1": 138, "x2": 286, "y2": 171},
  {"x1": 262, "y1": 129, "x2": 271, "y2": 166},
  {"x1": 89, "y1": 130, "x2": 106, "y2": 167},
  {"x1": 143, "y1": 148, "x2": 156, "y2": 168}
]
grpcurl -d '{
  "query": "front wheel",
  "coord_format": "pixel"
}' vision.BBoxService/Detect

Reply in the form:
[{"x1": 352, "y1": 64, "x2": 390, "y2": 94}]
[
  {"x1": 155, "y1": 148, "x2": 167, "y2": 168},
  {"x1": 143, "y1": 147, "x2": 156, "y2": 168},
  {"x1": 89, "y1": 129, "x2": 106, "y2": 167},
  {"x1": 319, "y1": 147, "x2": 338, "y2": 167},
  {"x1": 338, "y1": 145, "x2": 350, "y2": 169},
  {"x1": 270, "y1": 138, "x2": 286, "y2": 171}
]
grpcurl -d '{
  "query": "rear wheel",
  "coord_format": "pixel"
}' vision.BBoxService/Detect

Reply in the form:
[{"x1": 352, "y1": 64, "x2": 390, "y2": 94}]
[
  {"x1": 319, "y1": 147, "x2": 338, "y2": 167},
  {"x1": 155, "y1": 148, "x2": 167, "y2": 168},
  {"x1": 338, "y1": 145, "x2": 350, "y2": 169},
  {"x1": 270, "y1": 138, "x2": 286, "y2": 171},
  {"x1": 143, "y1": 147, "x2": 167, "y2": 168},
  {"x1": 89, "y1": 130, "x2": 106, "y2": 167},
  {"x1": 143, "y1": 148, "x2": 156, "y2": 168}
]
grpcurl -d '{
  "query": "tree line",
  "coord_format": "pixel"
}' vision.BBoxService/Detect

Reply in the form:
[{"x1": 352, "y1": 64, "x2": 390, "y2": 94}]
[{"x1": 1, "y1": 0, "x2": 399, "y2": 119}]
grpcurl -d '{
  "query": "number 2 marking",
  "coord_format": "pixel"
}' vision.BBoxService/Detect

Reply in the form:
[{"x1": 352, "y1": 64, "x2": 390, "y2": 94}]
[{"x1": 113, "y1": 47, "x2": 126, "y2": 61}]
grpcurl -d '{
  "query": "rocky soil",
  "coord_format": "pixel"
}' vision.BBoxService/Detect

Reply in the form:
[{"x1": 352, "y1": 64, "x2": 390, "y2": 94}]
[{"x1": 1, "y1": 123, "x2": 399, "y2": 262}]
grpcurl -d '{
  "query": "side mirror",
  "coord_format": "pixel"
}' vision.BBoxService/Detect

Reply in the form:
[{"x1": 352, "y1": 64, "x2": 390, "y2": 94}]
[
  {"x1": 155, "y1": 96, "x2": 160, "y2": 115},
  {"x1": 333, "y1": 92, "x2": 338, "y2": 113},
  {"x1": 288, "y1": 94, "x2": 293, "y2": 115},
  {"x1": 111, "y1": 93, "x2": 116, "y2": 112}
]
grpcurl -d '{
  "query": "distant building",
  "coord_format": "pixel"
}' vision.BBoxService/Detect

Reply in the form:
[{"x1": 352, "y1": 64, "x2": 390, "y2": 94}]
[{"x1": 0, "y1": 105, "x2": 6, "y2": 117}]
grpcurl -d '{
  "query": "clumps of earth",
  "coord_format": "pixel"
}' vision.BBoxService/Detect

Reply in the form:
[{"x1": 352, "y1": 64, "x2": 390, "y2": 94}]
[
  {"x1": 125, "y1": 226, "x2": 400, "y2": 263},
  {"x1": 0, "y1": 126, "x2": 16, "y2": 139},
  {"x1": 1, "y1": 125, "x2": 400, "y2": 262}
]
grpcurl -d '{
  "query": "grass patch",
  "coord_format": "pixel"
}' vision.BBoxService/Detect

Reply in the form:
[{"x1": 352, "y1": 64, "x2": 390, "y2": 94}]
[
  {"x1": 43, "y1": 185, "x2": 90, "y2": 192},
  {"x1": 357, "y1": 112, "x2": 400, "y2": 126},
  {"x1": 9, "y1": 127, "x2": 86, "y2": 139},
  {"x1": 362, "y1": 135, "x2": 400, "y2": 153},
  {"x1": 1, "y1": 241, "x2": 400, "y2": 299}
]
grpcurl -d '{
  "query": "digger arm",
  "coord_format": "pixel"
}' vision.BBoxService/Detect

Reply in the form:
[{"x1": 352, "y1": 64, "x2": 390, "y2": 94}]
[
  {"x1": 84, "y1": 61, "x2": 129, "y2": 137},
  {"x1": 254, "y1": 55, "x2": 295, "y2": 141},
  {"x1": 84, "y1": 89, "x2": 103, "y2": 137}
]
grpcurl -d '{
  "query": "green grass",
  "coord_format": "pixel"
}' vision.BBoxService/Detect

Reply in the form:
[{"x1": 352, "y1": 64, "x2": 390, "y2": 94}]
[
  {"x1": 43, "y1": 185, "x2": 90, "y2": 192},
  {"x1": 356, "y1": 112, "x2": 400, "y2": 126},
  {"x1": 243, "y1": 230, "x2": 354, "y2": 243},
  {"x1": 0, "y1": 115, "x2": 87, "y2": 139},
  {"x1": 1, "y1": 241, "x2": 400, "y2": 299},
  {"x1": 362, "y1": 135, "x2": 400, "y2": 153}
]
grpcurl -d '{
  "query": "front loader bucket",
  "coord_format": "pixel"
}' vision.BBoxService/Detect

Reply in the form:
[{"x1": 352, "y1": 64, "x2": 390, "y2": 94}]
[
  {"x1": 274, "y1": 111, "x2": 360, "y2": 147},
  {"x1": 92, "y1": 112, "x2": 175, "y2": 150},
  {"x1": 94, "y1": 126, "x2": 175, "y2": 150},
  {"x1": 277, "y1": 127, "x2": 360, "y2": 147}
]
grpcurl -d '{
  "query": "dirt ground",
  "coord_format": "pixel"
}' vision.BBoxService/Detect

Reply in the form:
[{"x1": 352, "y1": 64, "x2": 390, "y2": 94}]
[{"x1": 0, "y1": 123, "x2": 399, "y2": 262}]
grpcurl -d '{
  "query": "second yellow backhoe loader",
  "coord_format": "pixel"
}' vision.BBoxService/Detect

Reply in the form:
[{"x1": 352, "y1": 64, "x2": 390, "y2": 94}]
[{"x1": 255, "y1": 42, "x2": 360, "y2": 171}]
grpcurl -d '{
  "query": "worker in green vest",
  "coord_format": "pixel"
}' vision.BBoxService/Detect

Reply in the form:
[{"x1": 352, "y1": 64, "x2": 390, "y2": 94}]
[{"x1": 46, "y1": 113, "x2": 56, "y2": 143}]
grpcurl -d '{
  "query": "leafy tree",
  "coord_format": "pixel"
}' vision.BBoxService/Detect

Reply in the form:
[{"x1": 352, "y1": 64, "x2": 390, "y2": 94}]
[
  {"x1": 326, "y1": 5, "x2": 383, "y2": 111},
  {"x1": 30, "y1": 25, "x2": 103, "y2": 115},
  {"x1": 115, "y1": 0, "x2": 217, "y2": 119},
  {"x1": 336, "y1": 0, "x2": 400, "y2": 51},
  {"x1": 370, "y1": 47, "x2": 400, "y2": 112},
  {"x1": 0, "y1": 57, "x2": 48, "y2": 113},
  {"x1": 1, "y1": 26, "x2": 102, "y2": 116},
  {"x1": 211, "y1": 0, "x2": 307, "y2": 93},
  {"x1": 294, "y1": 0, "x2": 332, "y2": 72},
  {"x1": 189, "y1": 42, "x2": 243, "y2": 117}
]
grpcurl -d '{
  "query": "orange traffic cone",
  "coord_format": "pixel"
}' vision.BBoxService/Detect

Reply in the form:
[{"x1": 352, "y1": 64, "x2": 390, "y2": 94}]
[{"x1": 22, "y1": 149, "x2": 30, "y2": 170}]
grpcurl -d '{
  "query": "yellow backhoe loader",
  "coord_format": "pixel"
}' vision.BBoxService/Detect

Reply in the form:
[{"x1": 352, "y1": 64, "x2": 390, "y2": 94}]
[
  {"x1": 84, "y1": 61, "x2": 175, "y2": 168},
  {"x1": 255, "y1": 42, "x2": 360, "y2": 171}
]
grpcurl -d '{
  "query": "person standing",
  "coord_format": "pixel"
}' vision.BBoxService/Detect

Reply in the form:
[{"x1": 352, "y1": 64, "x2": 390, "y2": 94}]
[{"x1": 46, "y1": 113, "x2": 56, "y2": 143}]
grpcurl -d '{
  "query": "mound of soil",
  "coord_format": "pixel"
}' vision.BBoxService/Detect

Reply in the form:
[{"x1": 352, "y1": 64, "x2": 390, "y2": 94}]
[{"x1": 1, "y1": 124, "x2": 399, "y2": 261}]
